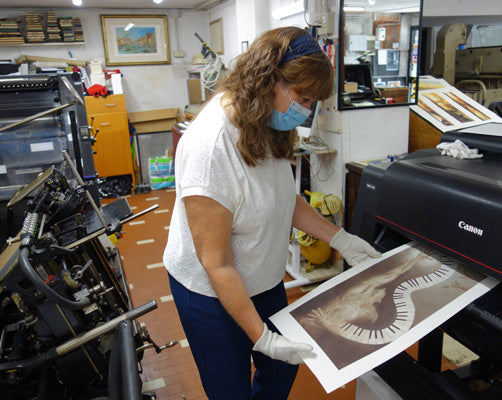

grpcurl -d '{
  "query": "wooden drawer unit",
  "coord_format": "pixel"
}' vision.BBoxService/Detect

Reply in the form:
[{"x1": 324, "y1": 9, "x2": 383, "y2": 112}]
[
  {"x1": 85, "y1": 94, "x2": 127, "y2": 114},
  {"x1": 85, "y1": 94, "x2": 134, "y2": 187}
]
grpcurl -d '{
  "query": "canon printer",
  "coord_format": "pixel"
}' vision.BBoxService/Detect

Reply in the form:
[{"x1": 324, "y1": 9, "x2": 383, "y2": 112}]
[{"x1": 351, "y1": 122, "x2": 502, "y2": 399}]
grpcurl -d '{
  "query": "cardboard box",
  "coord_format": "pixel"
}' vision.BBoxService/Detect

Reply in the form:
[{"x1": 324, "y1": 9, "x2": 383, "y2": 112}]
[
  {"x1": 128, "y1": 108, "x2": 180, "y2": 133},
  {"x1": 344, "y1": 82, "x2": 358, "y2": 93},
  {"x1": 187, "y1": 78, "x2": 211, "y2": 104}
]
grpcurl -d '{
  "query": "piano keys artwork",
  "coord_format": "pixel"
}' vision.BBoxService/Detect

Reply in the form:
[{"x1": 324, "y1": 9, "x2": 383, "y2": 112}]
[{"x1": 271, "y1": 243, "x2": 497, "y2": 393}]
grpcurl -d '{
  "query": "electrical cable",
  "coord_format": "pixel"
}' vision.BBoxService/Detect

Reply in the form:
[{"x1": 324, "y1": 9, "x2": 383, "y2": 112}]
[
  {"x1": 299, "y1": 115, "x2": 329, "y2": 151},
  {"x1": 194, "y1": 32, "x2": 224, "y2": 93},
  {"x1": 300, "y1": 117, "x2": 336, "y2": 183},
  {"x1": 201, "y1": 54, "x2": 224, "y2": 92}
]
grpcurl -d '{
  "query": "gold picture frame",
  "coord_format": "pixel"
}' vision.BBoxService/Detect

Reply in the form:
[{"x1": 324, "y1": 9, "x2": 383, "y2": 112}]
[{"x1": 101, "y1": 15, "x2": 170, "y2": 66}]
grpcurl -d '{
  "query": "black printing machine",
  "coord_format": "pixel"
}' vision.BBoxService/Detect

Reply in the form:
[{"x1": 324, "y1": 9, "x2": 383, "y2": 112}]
[{"x1": 351, "y1": 123, "x2": 502, "y2": 399}]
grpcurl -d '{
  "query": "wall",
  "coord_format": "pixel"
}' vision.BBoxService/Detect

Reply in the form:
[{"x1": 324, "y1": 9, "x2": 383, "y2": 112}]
[
  {"x1": 0, "y1": 7, "x2": 229, "y2": 113},
  {"x1": 421, "y1": 0, "x2": 502, "y2": 72},
  {"x1": 207, "y1": 0, "x2": 238, "y2": 67},
  {"x1": 423, "y1": 0, "x2": 501, "y2": 17}
]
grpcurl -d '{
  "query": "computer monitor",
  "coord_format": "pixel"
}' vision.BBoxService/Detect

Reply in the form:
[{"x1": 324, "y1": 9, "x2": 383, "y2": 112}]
[
  {"x1": 297, "y1": 100, "x2": 319, "y2": 138},
  {"x1": 344, "y1": 63, "x2": 374, "y2": 93}
]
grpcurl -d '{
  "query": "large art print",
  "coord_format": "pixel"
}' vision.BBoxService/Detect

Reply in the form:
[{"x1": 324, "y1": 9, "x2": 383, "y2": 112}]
[{"x1": 271, "y1": 243, "x2": 497, "y2": 393}]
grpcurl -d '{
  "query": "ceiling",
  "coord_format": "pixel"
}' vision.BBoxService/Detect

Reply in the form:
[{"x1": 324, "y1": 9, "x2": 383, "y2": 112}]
[{"x1": 0, "y1": 0, "x2": 224, "y2": 10}]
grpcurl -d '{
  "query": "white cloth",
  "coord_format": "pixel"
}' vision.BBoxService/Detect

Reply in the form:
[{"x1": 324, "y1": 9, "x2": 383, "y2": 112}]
[
  {"x1": 436, "y1": 140, "x2": 483, "y2": 159},
  {"x1": 163, "y1": 94, "x2": 296, "y2": 297}
]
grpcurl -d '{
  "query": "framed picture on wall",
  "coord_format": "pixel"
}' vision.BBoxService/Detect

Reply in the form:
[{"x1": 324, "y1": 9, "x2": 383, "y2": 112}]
[
  {"x1": 209, "y1": 18, "x2": 224, "y2": 55},
  {"x1": 101, "y1": 15, "x2": 170, "y2": 66}
]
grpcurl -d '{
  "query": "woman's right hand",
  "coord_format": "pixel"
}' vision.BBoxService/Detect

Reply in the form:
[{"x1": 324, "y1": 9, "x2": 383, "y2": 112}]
[{"x1": 252, "y1": 323, "x2": 313, "y2": 365}]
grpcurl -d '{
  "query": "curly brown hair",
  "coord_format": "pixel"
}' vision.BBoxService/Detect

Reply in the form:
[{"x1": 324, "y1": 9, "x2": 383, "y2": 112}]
[{"x1": 217, "y1": 26, "x2": 334, "y2": 166}]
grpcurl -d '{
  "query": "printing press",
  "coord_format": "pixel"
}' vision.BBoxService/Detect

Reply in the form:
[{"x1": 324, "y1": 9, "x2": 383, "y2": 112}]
[
  {"x1": 0, "y1": 73, "x2": 99, "y2": 247},
  {"x1": 0, "y1": 73, "x2": 172, "y2": 399},
  {"x1": 351, "y1": 123, "x2": 502, "y2": 399}
]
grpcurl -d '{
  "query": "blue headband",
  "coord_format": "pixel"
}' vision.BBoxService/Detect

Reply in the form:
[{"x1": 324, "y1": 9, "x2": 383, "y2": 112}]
[{"x1": 280, "y1": 33, "x2": 321, "y2": 64}]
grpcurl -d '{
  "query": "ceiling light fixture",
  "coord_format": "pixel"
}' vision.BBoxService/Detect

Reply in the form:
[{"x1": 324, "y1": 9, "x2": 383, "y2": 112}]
[
  {"x1": 153, "y1": 0, "x2": 164, "y2": 4},
  {"x1": 344, "y1": 6, "x2": 365, "y2": 12},
  {"x1": 72, "y1": 0, "x2": 83, "y2": 6},
  {"x1": 368, "y1": 0, "x2": 376, "y2": 5},
  {"x1": 272, "y1": 1, "x2": 304, "y2": 20}
]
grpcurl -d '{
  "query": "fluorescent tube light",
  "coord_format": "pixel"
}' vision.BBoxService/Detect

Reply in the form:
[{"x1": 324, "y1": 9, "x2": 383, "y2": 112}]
[
  {"x1": 344, "y1": 6, "x2": 365, "y2": 12},
  {"x1": 272, "y1": 1, "x2": 304, "y2": 20},
  {"x1": 390, "y1": 6, "x2": 420, "y2": 13}
]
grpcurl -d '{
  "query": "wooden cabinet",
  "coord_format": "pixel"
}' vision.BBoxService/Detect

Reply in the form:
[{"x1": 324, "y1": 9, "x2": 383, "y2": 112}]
[
  {"x1": 85, "y1": 94, "x2": 134, "y2": 187},
  {"x1": 379, "y1": 87, "x2": 410, "y2": 104}
]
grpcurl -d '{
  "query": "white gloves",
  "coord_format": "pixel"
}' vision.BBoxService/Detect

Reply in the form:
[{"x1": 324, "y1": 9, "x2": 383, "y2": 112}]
[
  {"x1": 252, "y1": 323, "x2": 313, "y2": 365},
  {"x1": 329, "y1": 228, "x2": 381, "y2": 266}
]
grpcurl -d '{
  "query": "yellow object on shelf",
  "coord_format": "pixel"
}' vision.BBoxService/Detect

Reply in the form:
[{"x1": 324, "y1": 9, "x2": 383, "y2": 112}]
[
  {"x1": 305, "y1": 190, "x2": 342, "y2": 216},
  {"x1": 296, "y1": 230, "x2": 332, "y2": 272}
]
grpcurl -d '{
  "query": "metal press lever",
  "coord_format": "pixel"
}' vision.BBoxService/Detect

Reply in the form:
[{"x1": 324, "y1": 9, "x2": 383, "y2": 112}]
[{"x1": 136, "y1": 322, "x2": 178, "y2": 354}]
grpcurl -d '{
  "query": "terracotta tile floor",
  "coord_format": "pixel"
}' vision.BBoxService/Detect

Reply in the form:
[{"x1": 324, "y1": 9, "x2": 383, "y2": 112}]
[{"x1": 111, "y1": 189, "x2": 460, "y2": 400}]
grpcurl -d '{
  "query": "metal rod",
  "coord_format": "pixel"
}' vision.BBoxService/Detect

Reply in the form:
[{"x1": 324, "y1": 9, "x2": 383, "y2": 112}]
[
  {"x1": 0, "y1": 101, "x2": 77, "y2": 133},
  {"x1": 0, "y1": 301, "x2": 157, "y2": 372},
  {"x1": 56, "y1": 300, "x2": 157, "y2": 357},
  {"x1": 66, "y1": 204, "x2": 159, "y2": 249},
  {"x1": 0, "y1": 76, "x2": 82, "y2": 133}
]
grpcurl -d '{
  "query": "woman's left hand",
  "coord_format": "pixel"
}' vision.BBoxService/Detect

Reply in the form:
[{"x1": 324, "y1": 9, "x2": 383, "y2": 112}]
[{"x1": 329, "y1": 228, "x2": 381, "y2": 266}]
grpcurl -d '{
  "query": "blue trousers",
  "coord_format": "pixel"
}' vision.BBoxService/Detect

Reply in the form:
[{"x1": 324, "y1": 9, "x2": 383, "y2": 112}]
[{"x1": 168, "y1": 274, "x2": 298, "y2": 400}]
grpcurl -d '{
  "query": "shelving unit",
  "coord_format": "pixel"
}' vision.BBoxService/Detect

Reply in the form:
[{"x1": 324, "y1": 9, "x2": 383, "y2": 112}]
[
  {"x1": 285, "y1": 148, "x2": 342, "y2": 289},
  {"x1": 0, "y1": 10, "x2": 84, "y2": 46},
  {"x1": 0, "y1": 42, "x2": 85, "y2": 46}
]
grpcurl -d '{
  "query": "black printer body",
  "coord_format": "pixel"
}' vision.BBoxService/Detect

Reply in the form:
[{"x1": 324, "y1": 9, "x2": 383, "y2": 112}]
[{"x1": 351, "y1": 124, "x2": 502, "y2": 399}]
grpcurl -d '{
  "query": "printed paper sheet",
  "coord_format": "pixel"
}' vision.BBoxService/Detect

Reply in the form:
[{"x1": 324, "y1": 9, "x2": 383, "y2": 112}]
[
  {"x1": 411, "y1": 76, "x2": 502, "y2": 133},
  {"x1": 271, "y1": 243, "x2": 498, "y2": 393}
]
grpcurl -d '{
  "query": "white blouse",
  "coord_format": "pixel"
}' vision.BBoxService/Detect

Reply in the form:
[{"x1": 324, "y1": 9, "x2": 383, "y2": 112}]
[{"x1": 163, "y1": 93, "x2": 296, "y2": 297}]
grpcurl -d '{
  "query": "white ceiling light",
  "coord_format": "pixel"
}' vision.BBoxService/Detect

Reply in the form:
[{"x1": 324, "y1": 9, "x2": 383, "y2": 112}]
[
  {"x1": 368, "y1": 0, "x2": 376, "y2": 5},
  {"x1": 153, "y1": 0, "x2": 164, "y2": 4},
  {"x1": 272, "y1": 1, "x2": 304, "y2": 20},
  {"x1": 344, "y1": 6, "x2": 365, "y2": 12},
  {"x1": 72, "y1": 0, "x2": 83, "y2": 6}
]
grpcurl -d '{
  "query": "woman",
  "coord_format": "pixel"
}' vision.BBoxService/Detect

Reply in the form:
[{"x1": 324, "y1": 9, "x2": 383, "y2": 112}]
[{"x1": 163, "y1": 26, "x2": 380, "y2": 399}]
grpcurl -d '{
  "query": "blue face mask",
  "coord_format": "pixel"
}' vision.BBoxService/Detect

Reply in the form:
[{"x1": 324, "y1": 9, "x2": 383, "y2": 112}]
[{"x1": 269, "y1": 89, "x2": 312, "y2": 131}]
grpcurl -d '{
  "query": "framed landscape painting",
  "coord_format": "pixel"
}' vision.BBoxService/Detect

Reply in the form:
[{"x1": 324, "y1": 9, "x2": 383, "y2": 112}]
[{"x1": 101, "y1": 15, "x2": 170, "y2": 66}]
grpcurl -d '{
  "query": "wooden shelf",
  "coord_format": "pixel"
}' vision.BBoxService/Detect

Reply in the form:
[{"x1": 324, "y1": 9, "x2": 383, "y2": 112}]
[{"x1": 0, "y1": 42, "x2": 85, "y2": 47}]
